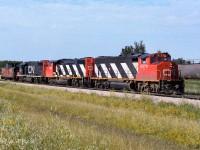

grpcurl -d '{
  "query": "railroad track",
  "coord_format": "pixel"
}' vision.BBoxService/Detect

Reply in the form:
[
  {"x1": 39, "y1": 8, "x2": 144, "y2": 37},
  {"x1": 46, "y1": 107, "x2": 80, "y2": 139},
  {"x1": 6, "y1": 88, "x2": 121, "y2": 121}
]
[
  {"x1": 52, "y1": 84, "x2": 200, "y2": 101},
  {"x1": 96, "y1": 88, "x2": 200, "y2": 100},
  {"x1": 1, "y1": 80, "x2": 200, "y2": 101}
]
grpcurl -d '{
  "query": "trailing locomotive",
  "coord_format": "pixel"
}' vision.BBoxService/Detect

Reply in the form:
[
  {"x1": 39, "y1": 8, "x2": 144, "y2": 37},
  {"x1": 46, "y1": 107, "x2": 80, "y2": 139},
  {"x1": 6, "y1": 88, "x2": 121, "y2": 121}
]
[{"x1": 1, "y1": 52, "x2": 184, "y2": 94}]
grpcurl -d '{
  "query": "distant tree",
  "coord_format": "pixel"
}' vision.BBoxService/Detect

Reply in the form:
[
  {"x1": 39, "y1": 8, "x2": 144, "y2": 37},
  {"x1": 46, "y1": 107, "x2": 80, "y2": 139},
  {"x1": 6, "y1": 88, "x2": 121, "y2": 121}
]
[
  {"x1": 120, "y1": 41, "x2": 146, "y2": 56},
  {"x1": 172, "y1": 58, "x2": 188, "y2": 64},
  {"x1": 133, "y1": 41, "x2": 146, "y2": 54},
  {"x1": 0, "y1": 60, "x2": 21, "y2": 68},
  {"x1": 187, "y1": 60, "x2": 191, "y2": 64},
  {"x1": 121, "y1": 46, "x2": 134, "y2": 56}
]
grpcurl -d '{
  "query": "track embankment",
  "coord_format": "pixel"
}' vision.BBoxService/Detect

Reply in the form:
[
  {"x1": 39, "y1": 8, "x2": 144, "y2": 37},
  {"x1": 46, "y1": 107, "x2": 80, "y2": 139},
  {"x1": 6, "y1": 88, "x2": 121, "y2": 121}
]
[{"x1": 1, "y1": 80, "x2": 200, "y2": 108}]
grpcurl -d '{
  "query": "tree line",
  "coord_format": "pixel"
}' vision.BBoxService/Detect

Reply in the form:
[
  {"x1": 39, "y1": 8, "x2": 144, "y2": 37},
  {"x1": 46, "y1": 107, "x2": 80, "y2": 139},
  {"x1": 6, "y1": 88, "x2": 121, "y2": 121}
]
[
  {"x1": 0, "y1": 61, "x2": 22, "y2": 73},
  {"x1": 120, "y1": 41, "x2": 146, "y2": 56},
  {"x1": 0, "y1": 61, "x2": 22, "y2": 68}
]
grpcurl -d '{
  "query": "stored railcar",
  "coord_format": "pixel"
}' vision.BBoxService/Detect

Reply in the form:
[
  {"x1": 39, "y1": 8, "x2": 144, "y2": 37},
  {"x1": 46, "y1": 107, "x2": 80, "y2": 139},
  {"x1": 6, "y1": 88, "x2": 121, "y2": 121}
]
[
  {"x1": 178, "y1": 64, "x2": 200, "y2": 79},
  {"x1": 1, "y1": 63, "x2": 19, "y2": 80}
]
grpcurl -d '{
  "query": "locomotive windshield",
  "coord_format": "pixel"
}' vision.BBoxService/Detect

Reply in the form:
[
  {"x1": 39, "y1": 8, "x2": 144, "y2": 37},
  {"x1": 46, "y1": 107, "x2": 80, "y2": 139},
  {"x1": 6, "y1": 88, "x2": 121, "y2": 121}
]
[{"x1": 150, "y1": 53, "x2": 171, "y2": 64}]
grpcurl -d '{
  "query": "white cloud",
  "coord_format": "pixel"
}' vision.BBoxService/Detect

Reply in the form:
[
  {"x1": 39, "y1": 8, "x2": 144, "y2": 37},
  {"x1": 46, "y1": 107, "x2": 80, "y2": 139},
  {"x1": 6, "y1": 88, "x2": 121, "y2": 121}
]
[{"x1": 0, "y1": 0, "x2": 200, "y2": 60}]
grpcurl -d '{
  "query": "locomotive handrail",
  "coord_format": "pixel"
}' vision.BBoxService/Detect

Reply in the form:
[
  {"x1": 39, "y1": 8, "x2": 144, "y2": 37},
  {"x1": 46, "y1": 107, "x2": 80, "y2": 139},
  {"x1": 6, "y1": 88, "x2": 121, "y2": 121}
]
[{"x1": 178, "y1": 70, "x2": 182, "y2": 79}]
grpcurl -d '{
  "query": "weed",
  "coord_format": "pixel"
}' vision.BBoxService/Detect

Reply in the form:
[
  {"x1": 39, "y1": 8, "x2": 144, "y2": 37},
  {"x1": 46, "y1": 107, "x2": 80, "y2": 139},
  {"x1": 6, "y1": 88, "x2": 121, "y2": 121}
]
[{"x1": 0, "y1": 82, "x2": 199, "y2": 149}]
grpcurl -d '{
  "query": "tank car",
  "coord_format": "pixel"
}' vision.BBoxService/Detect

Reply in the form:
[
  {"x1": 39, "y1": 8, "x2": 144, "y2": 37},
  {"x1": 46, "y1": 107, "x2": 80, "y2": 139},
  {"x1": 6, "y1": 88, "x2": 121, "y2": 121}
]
[{"x1": 178, "y1": 64, "x2": 200, "y2": 79}]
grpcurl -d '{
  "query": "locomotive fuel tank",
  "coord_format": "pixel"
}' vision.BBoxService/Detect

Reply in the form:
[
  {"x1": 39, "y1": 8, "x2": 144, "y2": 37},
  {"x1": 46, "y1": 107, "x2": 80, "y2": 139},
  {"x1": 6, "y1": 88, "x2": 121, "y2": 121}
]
[
  {"x1": 56, "y1": 78, "x2": 72, "y2": 85},
  {"x1": 178, "y1": 64, "x2": 200, "y2": 79},
  {"x1": 109, "y1": 81, "x2": 133, "y2": 90}
]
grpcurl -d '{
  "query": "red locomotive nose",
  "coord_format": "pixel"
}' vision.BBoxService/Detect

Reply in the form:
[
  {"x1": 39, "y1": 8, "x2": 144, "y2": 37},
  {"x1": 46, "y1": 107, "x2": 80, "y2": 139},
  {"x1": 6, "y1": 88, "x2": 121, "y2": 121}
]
[{"x1": 157, "y1": 62, "x2": 179, "y2": 80}]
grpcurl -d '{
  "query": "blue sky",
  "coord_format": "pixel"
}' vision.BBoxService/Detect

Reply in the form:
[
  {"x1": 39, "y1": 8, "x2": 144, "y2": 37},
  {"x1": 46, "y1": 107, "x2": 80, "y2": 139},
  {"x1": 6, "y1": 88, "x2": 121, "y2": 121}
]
[{"x1": 0, "y1": 0, "x2": 200, "y2": 61}]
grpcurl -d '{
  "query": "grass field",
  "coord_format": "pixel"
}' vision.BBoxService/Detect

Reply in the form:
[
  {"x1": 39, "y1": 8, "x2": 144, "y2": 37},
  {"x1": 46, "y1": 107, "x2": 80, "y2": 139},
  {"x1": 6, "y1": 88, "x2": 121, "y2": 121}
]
[
  {"x1": 185, "y1": 79, "x2": 200, "y2": 94},
  {"x1": 0, "y1": 82, "x2": 200, "y2": 149}
]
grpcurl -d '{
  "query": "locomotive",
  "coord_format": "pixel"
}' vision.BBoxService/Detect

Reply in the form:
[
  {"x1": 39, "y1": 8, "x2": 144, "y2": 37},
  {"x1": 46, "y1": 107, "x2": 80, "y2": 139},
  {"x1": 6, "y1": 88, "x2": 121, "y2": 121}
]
[{"x1": 1, "y1": 52, "x2": 184, "y2": 94}]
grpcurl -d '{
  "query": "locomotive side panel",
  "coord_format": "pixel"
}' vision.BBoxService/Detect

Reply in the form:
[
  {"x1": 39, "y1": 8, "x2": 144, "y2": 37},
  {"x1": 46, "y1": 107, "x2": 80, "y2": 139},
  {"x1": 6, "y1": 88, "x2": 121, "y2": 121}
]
[
  {"x1": 94, "y1": 56, "x2": 138, "y2": 79},
  {"x1": 56, "y1": 59, "x2": 85, "y2": 77},
  {"x1": 19, "y1": 62, "x2": 43, "y2": 76}
]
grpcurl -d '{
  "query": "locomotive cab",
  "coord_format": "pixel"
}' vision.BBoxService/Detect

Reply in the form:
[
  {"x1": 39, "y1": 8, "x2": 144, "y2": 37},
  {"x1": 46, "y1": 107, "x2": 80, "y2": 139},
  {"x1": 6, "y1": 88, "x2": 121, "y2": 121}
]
[
  {"x1": 150, "y1": 52, "x2": 179, "y2": 80},
  {"x1": 137, "y1": 52, "x2": 179, "y2": 80}
]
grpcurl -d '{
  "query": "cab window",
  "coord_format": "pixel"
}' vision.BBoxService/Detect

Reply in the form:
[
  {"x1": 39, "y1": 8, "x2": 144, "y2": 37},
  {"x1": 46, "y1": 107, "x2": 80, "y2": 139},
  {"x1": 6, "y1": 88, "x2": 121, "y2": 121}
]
[
  {"x1": 150, "y1": 57, "x2": 156, "y2": 63},
  {"x1": 142, "y1": 58, "x2": 147, "y2": 64},
  {"x1": 158, "y1": 57, "x2": 162, "y2": 61},
  {"x1": 163, "y1": 57, "x2": 171, "y2": 61}
]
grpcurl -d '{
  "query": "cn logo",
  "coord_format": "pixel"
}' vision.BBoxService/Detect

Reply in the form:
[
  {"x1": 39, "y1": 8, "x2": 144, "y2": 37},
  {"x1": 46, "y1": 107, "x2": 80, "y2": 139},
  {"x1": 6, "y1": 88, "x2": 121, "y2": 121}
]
[
  {"x1": 28, "y1": 66, "x2": 35, "y2": 74},
  {"x1": 88, "y1": 66, "x2": 93, "y2": 71},
  {"x1": 163, "y1": 69, "x2": 171, "y2": 77}
]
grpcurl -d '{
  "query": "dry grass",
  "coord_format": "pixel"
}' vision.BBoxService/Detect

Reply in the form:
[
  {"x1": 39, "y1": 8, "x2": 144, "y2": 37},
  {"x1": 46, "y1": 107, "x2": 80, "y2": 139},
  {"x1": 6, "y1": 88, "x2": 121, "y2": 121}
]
[
  {"x1": 0, "y1": 82, "x2": 199, "y2": 149},
  {"x1": 185, "y1": 79, "x2": 200, "y2": 94}
]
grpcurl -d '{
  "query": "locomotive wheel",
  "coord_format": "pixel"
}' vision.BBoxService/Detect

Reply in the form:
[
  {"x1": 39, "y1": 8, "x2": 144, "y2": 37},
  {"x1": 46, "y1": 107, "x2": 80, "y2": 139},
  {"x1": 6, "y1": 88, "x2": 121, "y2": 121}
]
[
  {"x1": 163, "y1": 84, "x2": 175, "y2": 95},
  {"x1": 75, "y1": 80, "x2": 80, "y2": 87},
  {"x1": 155, "y1": 84, "x2": 160, "y2": 93},
  {"x1": 95, "y1": 81, "x2": 103, "y2": 89}
]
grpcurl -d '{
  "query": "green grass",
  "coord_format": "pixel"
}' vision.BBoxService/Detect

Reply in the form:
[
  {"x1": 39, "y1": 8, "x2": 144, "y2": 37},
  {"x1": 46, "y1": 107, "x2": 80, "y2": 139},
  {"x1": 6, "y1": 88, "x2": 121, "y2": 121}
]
[
  {"x1": 0, "y1": 82, "x2": 200, "y2": 149},
  {"x1": 185, "y1": 79, "x2": 200, "y2": 94},
  {"x1": 0, "y1": 100, "x2": 106, "y2": 149}
]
